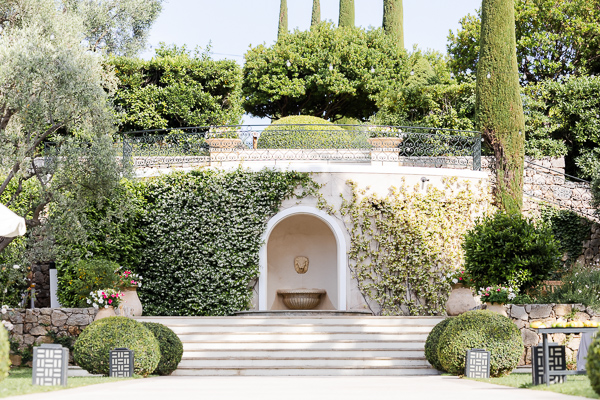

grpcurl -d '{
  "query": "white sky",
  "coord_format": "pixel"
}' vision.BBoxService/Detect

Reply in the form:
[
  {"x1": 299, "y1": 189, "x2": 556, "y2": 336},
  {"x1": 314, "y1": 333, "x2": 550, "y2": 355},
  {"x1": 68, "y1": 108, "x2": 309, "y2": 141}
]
[{"x1": 141, "y1": 0, "x2": 482, "y2": 123}]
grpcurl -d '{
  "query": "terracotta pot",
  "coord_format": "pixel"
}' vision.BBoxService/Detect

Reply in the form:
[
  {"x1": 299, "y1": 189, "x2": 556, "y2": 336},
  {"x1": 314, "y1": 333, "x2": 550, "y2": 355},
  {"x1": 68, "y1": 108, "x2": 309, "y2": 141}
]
[
  {"x1": 368, "y1": 137, "x2": 403, "y2": 149},
  {"x1": 206, "y1": 138, "x2": 243, "y2": 149},
  {"x1": 446, "y1": 283, "x2": 477, "y2": 316},
  {"x1": 485, "y1": 302, "x2": 507, "y2": 317},
  {"x1": 94, "y1": 306, "x2": 116, "y2": 321},
  {"x1": 120, "y1": 287, "x2": 143, "y2": 317}
]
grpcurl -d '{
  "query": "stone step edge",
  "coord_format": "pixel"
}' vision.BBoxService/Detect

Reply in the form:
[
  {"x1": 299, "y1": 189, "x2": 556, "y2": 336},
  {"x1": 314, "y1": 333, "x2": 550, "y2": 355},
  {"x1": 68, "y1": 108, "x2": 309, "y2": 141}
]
[
  {"x1": 182, "y1": 348, "x2": 424, "y2": 352},
  {"x1": 182, "y1": 356, "x2": 428, "y2": 361},
  {"x1": 175, "y1": 332, "x2": 430, "y2": 335},
  {"x1": 180, "y1": 340, "x2": 426, "y2": 344},
  {"x1": 175, "y1": 365, "x2": 436, "y2": 370}
]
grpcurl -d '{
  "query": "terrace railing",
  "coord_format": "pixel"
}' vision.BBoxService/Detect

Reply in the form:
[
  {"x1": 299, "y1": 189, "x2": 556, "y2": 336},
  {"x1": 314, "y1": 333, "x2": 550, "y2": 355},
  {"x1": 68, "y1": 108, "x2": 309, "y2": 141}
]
[{"x1": 121, "y1": 125, "x2": 482, "y2": 170}]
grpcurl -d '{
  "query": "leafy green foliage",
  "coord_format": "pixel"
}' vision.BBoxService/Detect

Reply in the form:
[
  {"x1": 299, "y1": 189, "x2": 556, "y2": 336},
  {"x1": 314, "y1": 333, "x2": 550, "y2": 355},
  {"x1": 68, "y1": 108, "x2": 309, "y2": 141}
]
[
  {"x1": 587, "y1": 328, "x2": 600, "y2": 395},
  {"x1": 278, "y1": 0, "x2": 287, "y2": 39},
  {"x1": 243, "y1": 23, "x2": 409, "y2": 122},
  {"x1": 74, "y1": 316, "x2": 159, "y2": 376},
  {"x1": 111, "y1": 44, "x2": 244, "y2": 131},
  {"x1": 540, "y1": 207, "x2": 592, "y2": 271},
  {"x1": 593, "y1": 175, "x2": 600, "y2": 212},
  {"x1": 447, "y1": 0, "x2": 600, "y2": 83},
  {"x1": 311, "y1": 0, "x2": 320, "y2": 27},
  {"x1": 437, "y1": 310, "x2": 523, "y2": 376},
  {"x1": 340, "y1": 177, "x2": 492, "y2": 316},
  {"x1": 0, "y1": 265, "x2": 29, "y2": 307},
  {"x1": 141, "y1": 322, "x2": 183, "y2": 375},
  {"x1": 57, "y1": 259, "x2": 120, "y2": 308},
  {"x1": 258, "y1": 116, "x2": 368, "y2": 149},
  {"x1": 138, "y1": 169, "x2": 317, "y2": 316},
  {"x1": 539, "y1": 265, "x2": 600, "y2": 309},
  {"x1": 0, "y1": 325, "x2": 9, "y2": 382},
  {"x1": 463, "y1": 211, "x2": 561, "y2": 292},
  {"x1": 424, "y1": 318, "x2": 452, "y2": 371},
  {"x1": 62, "y1": 0, "x2": 162, "y2": 56}
]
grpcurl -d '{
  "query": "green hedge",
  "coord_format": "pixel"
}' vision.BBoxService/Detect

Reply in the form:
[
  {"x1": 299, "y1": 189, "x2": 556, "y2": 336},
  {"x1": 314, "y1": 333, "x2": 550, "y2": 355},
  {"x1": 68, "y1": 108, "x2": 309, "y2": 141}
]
[
  {"x1": 588, "y1": 332, "x2": 600, "y2": 396},
  {"x1": 73, "y1": 316, "x2": 160, "y2": 376},
  {"x1": 141, "y1": 322, "x2": 183, "y2": 375},
  {"x1": 0, "y1": 326, "x2": 9, "y2": 382},
  {"x1": 258, "y1": 116, "x2": 369, "y2": 149},
  {"x1": 424, "y1": 318, "x2": 452, "y2": 371},
  {"x1": 437, "y1": 310, "x2": 523, "y2": 377}
]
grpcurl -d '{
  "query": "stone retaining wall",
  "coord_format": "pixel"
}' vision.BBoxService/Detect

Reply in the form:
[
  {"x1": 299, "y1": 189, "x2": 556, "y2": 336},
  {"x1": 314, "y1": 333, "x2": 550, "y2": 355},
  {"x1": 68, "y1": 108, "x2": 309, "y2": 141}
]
[
  {"x1": 492, "y1": 303, "x2": 600, "y2": 366},
  {"x1": 2, "y1": 308, "x2": 97, "y2": 365}
]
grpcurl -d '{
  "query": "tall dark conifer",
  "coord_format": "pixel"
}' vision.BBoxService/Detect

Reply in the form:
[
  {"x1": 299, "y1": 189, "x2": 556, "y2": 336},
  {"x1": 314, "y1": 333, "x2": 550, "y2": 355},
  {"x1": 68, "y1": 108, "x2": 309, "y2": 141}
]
[
  {"x1": 278, "y1": 0, "x2": 288, "y2": 39},
  {"x1": 338, "y1": 0, "x2": 354, "y2": 27},
  {"x1": 383, "y1": 0, "x2": 404, "y2": 49},
  {"x1": 311, "y1": 0, "x2": 321, "y2": 28},
  {"x1": 475, "y1": 0, "x2": 525, "y2": 213}
]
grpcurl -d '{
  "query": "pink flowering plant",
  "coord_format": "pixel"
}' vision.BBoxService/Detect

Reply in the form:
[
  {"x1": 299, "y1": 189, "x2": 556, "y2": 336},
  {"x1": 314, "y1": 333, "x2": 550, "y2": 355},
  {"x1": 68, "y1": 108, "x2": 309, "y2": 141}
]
[
  {"x1": 478, "y1": 285, "x2": 517, "y2": 304},
  {"x1": 117, "y1": 270, "x2": 142, "y2": 288},
  {"x1": 446, "y1": 270, "x2": 473, "y2": 287},
  {"x1": 87, "y1": 289, "x2": 124, "y2": 309}
]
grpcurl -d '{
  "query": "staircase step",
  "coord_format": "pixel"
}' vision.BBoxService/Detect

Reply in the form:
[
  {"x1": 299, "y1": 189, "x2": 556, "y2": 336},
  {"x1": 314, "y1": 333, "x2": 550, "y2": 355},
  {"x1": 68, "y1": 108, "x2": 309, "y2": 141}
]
[
  {"x1": 178, "y1": 357, "x2": 430, "y2": 368},
  {"x1": 174, "y1": 333, "x2": 429, "y2": 341},
  {"x1": 183, "y1": 340, "x2": 425, "y2": 351},
  {"x1": 169, "y1": 325, "x2": 435, "y2": 334},
  {"x1": 182, "y1": 349, "x2": 425, "y2": 358},
  {"x1": 171, "y1": 366, "x2": 441, "y2": 376}
]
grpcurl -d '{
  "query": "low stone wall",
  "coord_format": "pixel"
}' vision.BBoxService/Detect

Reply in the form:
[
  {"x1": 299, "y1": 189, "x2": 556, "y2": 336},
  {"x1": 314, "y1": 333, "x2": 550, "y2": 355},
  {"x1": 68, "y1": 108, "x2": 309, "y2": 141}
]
[
  {"x1": 493, "y1": 303, "x2": 600, "y2": 366},
  {"x1": 2, "y1": 308, "x2": 97, "y2": 365}
]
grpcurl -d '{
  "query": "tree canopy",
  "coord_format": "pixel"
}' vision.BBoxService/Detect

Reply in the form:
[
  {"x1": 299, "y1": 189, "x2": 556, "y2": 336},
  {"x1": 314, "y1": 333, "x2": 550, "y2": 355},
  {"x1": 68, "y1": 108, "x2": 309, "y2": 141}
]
[
  {"x1": 243, "y1": 23, "x2": 409, "y2": 122},
  {"x1": 447, "y1": 0, "x2": 600, "y2": 84}
]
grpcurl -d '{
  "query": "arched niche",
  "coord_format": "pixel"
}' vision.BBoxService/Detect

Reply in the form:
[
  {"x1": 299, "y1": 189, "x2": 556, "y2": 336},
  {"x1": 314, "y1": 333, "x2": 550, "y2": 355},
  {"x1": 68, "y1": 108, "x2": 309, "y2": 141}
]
[{"x1": 258, "y1": 206, "x2": 347, "y2": 311}]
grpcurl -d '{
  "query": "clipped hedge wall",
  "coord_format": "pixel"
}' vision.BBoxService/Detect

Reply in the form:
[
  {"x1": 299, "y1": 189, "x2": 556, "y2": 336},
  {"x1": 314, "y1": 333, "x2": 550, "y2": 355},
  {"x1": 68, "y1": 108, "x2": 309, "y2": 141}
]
[
  {"x1": 588, "y1": 333, "x2": 600, "y2": 396},
  {"x1": 73, "y1": 316, "x2": 160, "y2": 376},
  {"x1": 424, "y1": 318, "x2": 451, "y2": 371},
  {"x1": 138, "y1": 168, "x2": 316, "y2": 315},
  {"x1": 258, "y1": 116, "x2": 369, "y2": 149},
  {"x1": 141, "y1": 322, "x2": 183, "y2": 375},
  {"x1": 437, "y1": 310, "x2": 523, "y2": 377}
]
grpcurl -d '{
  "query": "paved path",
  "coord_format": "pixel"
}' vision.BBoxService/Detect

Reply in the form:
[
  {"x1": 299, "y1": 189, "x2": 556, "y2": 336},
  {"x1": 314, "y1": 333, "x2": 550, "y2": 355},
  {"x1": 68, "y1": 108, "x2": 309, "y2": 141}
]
[{"x1": 9, "y1": 376, "x2": 585, "y2": 400}]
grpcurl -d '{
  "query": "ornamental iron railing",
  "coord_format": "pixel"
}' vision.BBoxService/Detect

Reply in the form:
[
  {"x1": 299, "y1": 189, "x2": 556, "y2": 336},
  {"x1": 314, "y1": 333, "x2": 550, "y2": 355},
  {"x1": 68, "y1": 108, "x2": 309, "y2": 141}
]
[{"x1": 121, "y1": 125, "x2": 482, "y2": 170}]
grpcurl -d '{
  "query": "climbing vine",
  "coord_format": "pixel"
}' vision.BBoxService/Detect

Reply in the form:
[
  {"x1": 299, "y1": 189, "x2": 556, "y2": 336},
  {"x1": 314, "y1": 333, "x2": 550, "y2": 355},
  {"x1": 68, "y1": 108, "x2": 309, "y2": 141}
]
[{"x1": 339, "y1": 177, "x2": 493, "y2": 316}]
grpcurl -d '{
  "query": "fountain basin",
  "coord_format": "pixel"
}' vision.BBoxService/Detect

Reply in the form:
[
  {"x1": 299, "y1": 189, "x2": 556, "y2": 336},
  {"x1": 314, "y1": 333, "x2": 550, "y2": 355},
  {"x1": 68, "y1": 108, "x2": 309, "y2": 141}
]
[{"x1": 277, "y1": 289, "x2": 327, "y2": 310}]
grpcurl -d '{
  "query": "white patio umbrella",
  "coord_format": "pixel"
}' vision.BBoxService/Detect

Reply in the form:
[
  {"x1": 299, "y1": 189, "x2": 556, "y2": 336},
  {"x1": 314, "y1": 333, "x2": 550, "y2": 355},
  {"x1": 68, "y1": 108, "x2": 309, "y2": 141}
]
[{"x1": 0, "y1": 203, "x2": 26, "y2": 237}]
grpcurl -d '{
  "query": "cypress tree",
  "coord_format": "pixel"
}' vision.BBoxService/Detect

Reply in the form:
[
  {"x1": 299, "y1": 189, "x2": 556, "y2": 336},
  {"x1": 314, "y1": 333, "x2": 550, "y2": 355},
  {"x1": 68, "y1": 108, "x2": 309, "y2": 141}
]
[
  {"x1": 311, "y1": 0, "x2": 321, "y2": 28},
  {"x1": 475, "y1": 0, "x2": 525, "y2": 213},
  {"x1": 383, "y1": 0, "x2": 404, "y2": 49},
  {"x1": 278, "y1": 0, "x2": 288, "y2": 39},
  {"x1": 338, "y1": 0, "x2": 354, "y2": 27}
]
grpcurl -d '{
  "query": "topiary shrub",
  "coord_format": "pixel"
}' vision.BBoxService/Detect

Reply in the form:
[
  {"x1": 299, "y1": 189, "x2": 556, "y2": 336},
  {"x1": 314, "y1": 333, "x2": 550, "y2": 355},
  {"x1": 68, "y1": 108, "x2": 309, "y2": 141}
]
[
  {"x1": 73, "y1": 316, "x2": 160, "y2": 376},
  {"x1": 258, "y1": 115, "x2": 368, "y2": 149},
  {"x1": 437, "y1": 310, "x2": 523, "y2": 377},
  {"x1": 587, "y1": 333, "x2": 600, "y2": 396},
  {"x1": 141, "y1": 322, "x2": 183, "y2": 375},
  {"x1": 424, "y1": 318, "x2": 452, "y2": 371},
  {"x1": 463, "y1": 211, "x2": 560, "y2": 292},
  {"x1": 0, "y1": 326, "x2": 9, "y2": 382}
]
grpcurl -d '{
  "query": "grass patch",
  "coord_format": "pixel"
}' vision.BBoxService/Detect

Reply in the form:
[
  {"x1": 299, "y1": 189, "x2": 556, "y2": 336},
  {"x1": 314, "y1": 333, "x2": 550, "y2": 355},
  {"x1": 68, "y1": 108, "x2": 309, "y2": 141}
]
[
  {"x1": 0, "y1": 368, "x2": 138, "y2": 398},
  {"x1": 472, "y1": 373, "x2": 598, "y2": 399}
]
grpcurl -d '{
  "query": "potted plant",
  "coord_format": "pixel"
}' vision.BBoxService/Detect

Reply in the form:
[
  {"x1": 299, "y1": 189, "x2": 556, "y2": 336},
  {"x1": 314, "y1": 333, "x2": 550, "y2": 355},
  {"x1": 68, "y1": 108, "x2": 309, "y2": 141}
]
[
  {"x1": 88, "y1": 289, "x2": 124, "y2": 320},
  {"x1": 478, "y1": 285, "x2": 517, "y2": 316},
  {"x1": 445, "y1": 270, "x2": 477, "y2": 316},
  {"x1": 205, "y1": 126, "x2": 244, "y2": 149},
  {"x1": 117, "y1": 270, "x2": 143, "y2": 317},
  {"x1": 366, "y1": 126, "x2": 403, "y2": 149}
]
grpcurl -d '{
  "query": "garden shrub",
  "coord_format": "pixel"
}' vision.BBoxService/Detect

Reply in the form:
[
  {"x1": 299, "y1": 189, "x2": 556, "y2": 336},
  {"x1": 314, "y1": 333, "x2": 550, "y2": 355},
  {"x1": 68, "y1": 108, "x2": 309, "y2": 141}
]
[
  {"x1": 424, "y1": 318, "x2": 452, "y2": 371},
  {"x1": 437, "y1": 310, "x2": 523, "y2": 376},
  {"x1": 539, "y1": 264, "x2": 600, "y2": 310},
  {"x1": 139, "y1": 168, "x2": 317, "y2": 315},
  {"x1": 587, "y1": 332, "x2": 600, "y2": 395},
  {"x1": 73, "y1": 316, "x2": 160, "y2": 376},
  {"x1": 0, "y1": 325, "x2": 9, "y2": 382},
  {"x1": 258, "y1": 115, "x2": 369, "y2": 149},
  {"x1": 57, "y1": 259, "x2": 120, "y2": 308},
  {"x1": 463, "y1": 211, "x2": 560, "y2": 292},
  {"x1": 141, "y1": 322, "x2": 183, "y2": 375}
]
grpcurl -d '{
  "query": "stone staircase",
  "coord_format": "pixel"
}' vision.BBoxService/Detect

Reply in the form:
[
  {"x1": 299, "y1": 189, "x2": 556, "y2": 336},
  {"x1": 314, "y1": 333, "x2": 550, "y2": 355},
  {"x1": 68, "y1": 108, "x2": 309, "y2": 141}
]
[{"x1": 135, "y1": 315, "x2": 444, "y2": 376}]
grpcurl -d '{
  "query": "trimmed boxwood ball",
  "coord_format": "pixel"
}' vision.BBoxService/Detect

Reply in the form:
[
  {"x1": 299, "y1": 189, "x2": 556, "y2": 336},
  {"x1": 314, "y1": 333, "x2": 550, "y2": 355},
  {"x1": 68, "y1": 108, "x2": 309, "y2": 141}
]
[
  {"x1": 437, "y1": 310, "x2": 523, "y2": 377},
  {"x1": 258, "y1": 115, "x2": 369, "y2": 149},
  {"x1": 587, "y1": 331, "x2": 600, "y2": 395},
  {"x1": 0, "y1": 325, "x2": 9, "y2": 382},
  {"x1": 424, "y1": 318, "x2": 452, "y2": 371},
  {"x1": 73, "y1": 316, "x2": 160, "y2": 376},
  {"x1": 141, "y1": 322, "x2": 183, "y2": 375}
]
